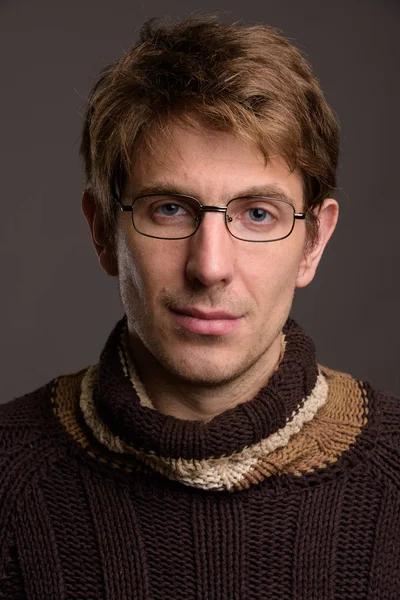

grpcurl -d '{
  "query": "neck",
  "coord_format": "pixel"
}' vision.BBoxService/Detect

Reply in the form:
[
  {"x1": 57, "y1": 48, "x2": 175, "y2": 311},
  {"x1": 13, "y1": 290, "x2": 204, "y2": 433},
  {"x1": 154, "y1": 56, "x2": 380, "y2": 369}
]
[{"x1": 127, "y1": 333, "x2": 283, "y2": 422}]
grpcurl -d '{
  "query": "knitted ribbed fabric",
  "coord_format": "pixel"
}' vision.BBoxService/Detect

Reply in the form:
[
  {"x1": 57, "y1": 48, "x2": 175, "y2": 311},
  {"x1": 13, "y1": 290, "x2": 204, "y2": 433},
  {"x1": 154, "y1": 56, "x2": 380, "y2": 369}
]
[{"x1": 1, "y1": 317, "x2": 399, "y2": 599}]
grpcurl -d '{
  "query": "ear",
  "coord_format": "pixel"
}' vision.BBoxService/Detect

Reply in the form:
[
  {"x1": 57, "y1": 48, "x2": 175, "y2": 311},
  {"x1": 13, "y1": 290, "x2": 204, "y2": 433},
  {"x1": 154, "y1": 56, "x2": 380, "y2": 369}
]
[
  {"x1": 81, "y1": 191, "x2": 118, "y2": 277},
  {"x1": 296, "y1": 198, "x2": 339, "y2": 288}
]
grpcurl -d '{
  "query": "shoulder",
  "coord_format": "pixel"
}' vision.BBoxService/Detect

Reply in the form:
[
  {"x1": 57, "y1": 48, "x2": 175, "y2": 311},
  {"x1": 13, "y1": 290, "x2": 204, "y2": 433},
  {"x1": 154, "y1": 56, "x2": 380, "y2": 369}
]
[
  {"x1": 0, "y1": 369, "x2": 92, "y2": 531},
  {"x1": 0, "y1": 380, "x2": 58, "y2": 448},
  {"x1": 320, "y1": 365, "x2": 400, "y2": 487},
  {"x1": 0, "y1": 368, "x2": 89, "y2": 471},
  {"x1": 367, "y1": 384, "x2": 400, "y2": 485},
  {"x1": 0, "y1": 370, "x2": 90, "y2": 573}
]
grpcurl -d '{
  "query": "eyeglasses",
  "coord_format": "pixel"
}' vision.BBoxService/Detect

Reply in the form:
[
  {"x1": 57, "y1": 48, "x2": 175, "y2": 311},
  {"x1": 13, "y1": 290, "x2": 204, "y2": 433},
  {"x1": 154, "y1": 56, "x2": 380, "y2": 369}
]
[{"x1": 118, "y1": 193, "x2": 306, "y2": 242}]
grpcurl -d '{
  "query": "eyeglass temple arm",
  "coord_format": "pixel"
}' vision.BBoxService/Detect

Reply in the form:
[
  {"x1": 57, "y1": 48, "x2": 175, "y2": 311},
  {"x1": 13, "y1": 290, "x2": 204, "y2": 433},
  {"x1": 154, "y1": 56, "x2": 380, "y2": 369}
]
[
  {"x1": 111, "y1": 190, "x2": 132, "y2": 212},
  {"x1": 110, "y1": 174, "x2": 131, "y2": 211}
]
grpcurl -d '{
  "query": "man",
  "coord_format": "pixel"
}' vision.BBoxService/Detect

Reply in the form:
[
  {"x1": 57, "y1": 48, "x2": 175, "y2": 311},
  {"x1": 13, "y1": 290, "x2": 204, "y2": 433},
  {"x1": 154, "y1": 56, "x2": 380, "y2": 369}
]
[{"x1": 1, "y1": 16, "x2": 399, "y2": 599}]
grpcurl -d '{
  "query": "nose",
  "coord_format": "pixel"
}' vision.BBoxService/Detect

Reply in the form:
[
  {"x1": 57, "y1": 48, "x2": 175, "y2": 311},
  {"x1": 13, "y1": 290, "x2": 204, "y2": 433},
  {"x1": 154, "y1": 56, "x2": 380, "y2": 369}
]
[{"x1": 185, "y1": 212, "x2": 235, "y2": 287}]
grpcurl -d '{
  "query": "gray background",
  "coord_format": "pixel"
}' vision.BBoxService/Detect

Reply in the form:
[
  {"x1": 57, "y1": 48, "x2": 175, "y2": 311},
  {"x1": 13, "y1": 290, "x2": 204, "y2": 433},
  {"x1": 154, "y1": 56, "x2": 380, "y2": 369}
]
[{"x1": 1, "y1": 0, "x2": 399, "y2": 402}]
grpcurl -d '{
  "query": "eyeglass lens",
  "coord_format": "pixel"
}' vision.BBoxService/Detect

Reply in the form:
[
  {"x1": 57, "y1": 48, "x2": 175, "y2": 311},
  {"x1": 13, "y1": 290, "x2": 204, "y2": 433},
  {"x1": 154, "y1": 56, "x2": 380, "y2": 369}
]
[{"x1": 131, "y1": 195, "x2": 295, "y2": 241}]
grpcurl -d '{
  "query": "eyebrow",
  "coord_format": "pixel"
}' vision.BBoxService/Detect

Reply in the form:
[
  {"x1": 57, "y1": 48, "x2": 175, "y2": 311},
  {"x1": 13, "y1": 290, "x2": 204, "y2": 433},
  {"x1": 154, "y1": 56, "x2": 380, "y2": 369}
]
[{"x1": 130, "y1": 182, "x2": 294, "y2": 204}]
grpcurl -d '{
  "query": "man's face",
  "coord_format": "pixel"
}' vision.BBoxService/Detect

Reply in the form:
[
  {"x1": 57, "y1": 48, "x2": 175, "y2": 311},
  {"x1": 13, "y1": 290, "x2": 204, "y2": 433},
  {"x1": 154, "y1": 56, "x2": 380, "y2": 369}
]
[{"x1": 115, "y1": 124, "x2": 310, "y2": 385}]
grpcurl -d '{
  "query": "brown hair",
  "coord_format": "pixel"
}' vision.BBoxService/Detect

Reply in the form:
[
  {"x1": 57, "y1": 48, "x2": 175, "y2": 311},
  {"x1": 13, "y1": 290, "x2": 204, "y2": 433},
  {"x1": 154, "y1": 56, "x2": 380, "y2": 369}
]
[{"x1": 80, "y1": 16, "x2": 340, "y2": 245}]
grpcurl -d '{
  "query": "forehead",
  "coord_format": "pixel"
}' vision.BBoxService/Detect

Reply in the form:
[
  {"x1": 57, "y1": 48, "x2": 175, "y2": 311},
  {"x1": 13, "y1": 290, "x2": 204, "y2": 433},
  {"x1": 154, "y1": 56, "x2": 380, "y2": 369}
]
[{"x1": 128, "y1": 122, "x2": 304, "y2": 205}]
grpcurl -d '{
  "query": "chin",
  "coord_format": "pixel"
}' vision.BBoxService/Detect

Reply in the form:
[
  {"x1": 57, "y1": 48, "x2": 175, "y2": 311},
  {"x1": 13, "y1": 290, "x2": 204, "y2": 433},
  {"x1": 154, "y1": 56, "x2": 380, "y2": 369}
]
[
  {"x1": 157, "y1": 343, "x2": 261, "y2": 387},
  {"x1": 166, "y1": 362, "x2": 242, "y2": 387}
]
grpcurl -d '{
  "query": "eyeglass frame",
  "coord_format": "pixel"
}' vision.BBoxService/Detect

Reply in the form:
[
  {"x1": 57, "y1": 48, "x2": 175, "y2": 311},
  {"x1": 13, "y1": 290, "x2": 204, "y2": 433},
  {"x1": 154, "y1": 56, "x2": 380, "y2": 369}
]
[{"x1": 115, "y1": 192, "x2": 307, "y2": 243}]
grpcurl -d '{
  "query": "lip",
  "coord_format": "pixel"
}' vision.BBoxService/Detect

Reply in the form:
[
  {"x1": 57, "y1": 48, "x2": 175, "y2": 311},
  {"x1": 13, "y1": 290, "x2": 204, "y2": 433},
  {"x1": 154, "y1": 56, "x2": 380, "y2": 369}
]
[
  {"x1": 170, "y1": 307, "x2": 243, "y2": 335},
  {"x1": 174, "y1": 307, "x2": 240, "y2": 320}
]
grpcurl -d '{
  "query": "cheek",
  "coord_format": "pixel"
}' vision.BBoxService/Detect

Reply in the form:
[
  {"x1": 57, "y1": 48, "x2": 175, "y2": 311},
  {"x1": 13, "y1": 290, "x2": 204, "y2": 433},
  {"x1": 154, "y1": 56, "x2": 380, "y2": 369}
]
[
  {"x1": 116, "y1": 233, "x2": 185, "y2": 305},
  {"x1": 241, "y1": 241, "x2": 304, "y2": 306}
]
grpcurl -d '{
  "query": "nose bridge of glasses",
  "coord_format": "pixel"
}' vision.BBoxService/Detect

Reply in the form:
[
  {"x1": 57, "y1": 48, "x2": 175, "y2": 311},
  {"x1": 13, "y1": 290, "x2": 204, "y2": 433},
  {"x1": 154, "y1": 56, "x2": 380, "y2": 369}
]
[
  {"x1": 200, "y1": 205, "x2": 228, "y2": 214},
  {"x1": 196, "y1": 205, "x2": 232, "y2": 226}
]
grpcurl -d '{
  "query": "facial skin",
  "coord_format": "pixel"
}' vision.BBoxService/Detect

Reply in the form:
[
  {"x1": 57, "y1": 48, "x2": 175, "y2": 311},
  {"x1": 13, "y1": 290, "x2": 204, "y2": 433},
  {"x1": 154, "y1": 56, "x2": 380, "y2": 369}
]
[{"x1": 83, "y1": 123, "x2": 338, "y2": 420}]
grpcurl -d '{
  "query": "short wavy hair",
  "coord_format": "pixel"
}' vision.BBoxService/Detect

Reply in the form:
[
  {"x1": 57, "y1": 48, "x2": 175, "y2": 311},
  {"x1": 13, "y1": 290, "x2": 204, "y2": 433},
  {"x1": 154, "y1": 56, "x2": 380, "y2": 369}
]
[{"x1": 80, "y1": 16, "x2": 340, "y2": 245}]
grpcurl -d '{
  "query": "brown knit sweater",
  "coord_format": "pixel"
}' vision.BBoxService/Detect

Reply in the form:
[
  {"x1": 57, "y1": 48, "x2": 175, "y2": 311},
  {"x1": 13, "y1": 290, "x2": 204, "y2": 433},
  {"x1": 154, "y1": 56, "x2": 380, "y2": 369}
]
[{"x1": 1, "y1": 317, "x2": 399, "y2": 599}]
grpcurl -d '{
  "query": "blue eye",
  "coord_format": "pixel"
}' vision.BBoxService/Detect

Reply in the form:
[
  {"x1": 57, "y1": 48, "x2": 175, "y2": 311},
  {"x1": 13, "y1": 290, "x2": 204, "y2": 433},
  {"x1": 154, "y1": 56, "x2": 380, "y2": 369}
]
[
  {"x1": 248, "y1": 208, "x2": 273, "y2": 222},
  {"x1": 158, "y1": 203, "x2": 185, "y2": 216}
]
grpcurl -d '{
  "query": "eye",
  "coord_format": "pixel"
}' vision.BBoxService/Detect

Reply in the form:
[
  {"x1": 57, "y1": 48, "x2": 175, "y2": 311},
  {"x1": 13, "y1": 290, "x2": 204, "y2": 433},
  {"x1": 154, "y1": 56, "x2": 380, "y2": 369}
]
[
  {"x1": 155, "y1": 203, "x2": 187, "y2": 217},
  {"x1": 247, "y1": 207, "x2": 274, "y2": 222}
]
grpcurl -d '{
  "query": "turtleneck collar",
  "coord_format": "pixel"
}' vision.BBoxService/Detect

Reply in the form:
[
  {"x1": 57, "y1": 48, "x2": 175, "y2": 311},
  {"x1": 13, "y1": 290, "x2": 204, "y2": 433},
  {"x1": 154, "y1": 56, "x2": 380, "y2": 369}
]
[{"x1": 78, "y1": 316, "x2": 330, "y2": 491}]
